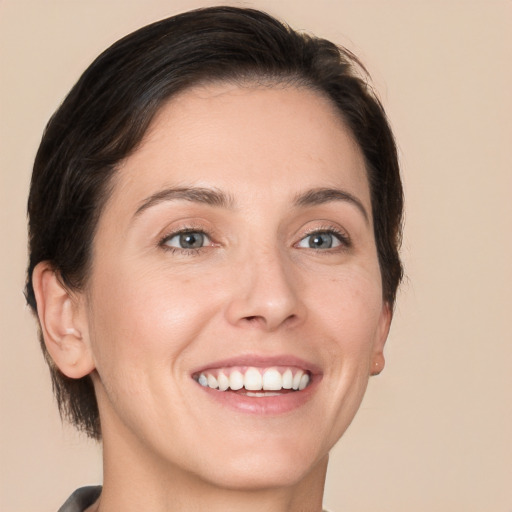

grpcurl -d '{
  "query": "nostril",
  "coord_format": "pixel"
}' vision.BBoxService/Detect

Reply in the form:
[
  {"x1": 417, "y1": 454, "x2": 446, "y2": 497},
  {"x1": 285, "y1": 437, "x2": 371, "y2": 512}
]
[
  {"x1": 243, "y1": 315, "x2": 263, "y2": 325},
  {"x1": 242, "y1": 313, "x2": 298, "y2": 330}
]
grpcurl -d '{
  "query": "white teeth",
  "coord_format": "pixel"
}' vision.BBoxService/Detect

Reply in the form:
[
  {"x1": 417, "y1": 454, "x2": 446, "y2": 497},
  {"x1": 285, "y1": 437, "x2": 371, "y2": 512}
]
[
  {"x1": 262, "y1": 368, "x2": 282, "y2": 390},
  {"x1": 245, "y1": 391, "x2": 281, "y2": 397},
  {"x1": 196, "y1": 367, "x2": 311, "y2": 393},
  {"x1": 299, "y1": 373, "x2": 310, "y2": 390},
  {"x1": 292, "y1": 370, "x2": 304, "y2": 390},
  {"x1": 207, "y1": 374, "x2": 218, "y2": 389},
  {"x1": 217, "y1": 371, "x2": 230, "y2": 391},
  {"x1": 244, "y1": 367, "x2": 263, "y2": 390},
  {"x1": 282, "y1": 369, "x2": 293, "y2": 389},
  {"x1": 229, "y1": 370, "x2": 244, "y2": 391}
]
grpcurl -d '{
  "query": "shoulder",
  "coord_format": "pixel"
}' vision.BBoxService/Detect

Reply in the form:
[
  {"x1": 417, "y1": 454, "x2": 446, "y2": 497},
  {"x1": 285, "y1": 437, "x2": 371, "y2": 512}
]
[{"x1": 57, "y1": 486, "x2": 102, "y2": 512}]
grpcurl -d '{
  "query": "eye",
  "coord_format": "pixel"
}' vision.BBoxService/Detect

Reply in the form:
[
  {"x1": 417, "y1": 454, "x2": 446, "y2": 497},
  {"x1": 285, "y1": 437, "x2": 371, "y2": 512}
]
[
  {"x1": 297, "y1": 230, "x2": 345, "y2": 250},
  {"x1": 162, "y1": 230, "x2": 211, "y2": 250}
]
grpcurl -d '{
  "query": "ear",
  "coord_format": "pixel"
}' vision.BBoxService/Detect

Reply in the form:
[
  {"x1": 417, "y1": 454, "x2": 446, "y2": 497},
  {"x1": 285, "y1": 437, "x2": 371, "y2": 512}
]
[
  {"x1": 370, "y1": 301, "x2": 392, "y2": 376},
  {"x1": 32, "y1": 262, "x2": 95, "y2": 379}
]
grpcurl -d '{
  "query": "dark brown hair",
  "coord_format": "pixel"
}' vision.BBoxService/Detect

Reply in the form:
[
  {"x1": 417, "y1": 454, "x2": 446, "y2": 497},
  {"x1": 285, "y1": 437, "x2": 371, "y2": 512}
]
[{"x1": 26, "y1": 6, "x2": 403, "y2": 439}]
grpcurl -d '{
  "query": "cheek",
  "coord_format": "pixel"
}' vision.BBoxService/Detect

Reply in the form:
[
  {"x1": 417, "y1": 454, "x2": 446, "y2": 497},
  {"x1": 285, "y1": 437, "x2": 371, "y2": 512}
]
[
  {"x1": 86, "y1": 264, "x2": 224, "y2": 374},
  {"x1": 311, "y1": 267, "x2": 384, "y2": 425},
  {"x1": 311, "y1": 263, "x2": 384, "y2": 340},
  {"x1": 315, "y1": 269, "x2": 384, "y2": 422}
]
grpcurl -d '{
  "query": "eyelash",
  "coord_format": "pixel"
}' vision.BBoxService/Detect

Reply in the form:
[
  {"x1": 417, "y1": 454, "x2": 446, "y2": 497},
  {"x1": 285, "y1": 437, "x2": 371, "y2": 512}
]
[
  {"x1": 297, "y1": 225, "x2": 351, "y2": 251},
  {"x1": 159, "y1": 227, "x2": 214, "y2": 255},
  {"x1": 158, "y1": 225, "x2": 351, "y2": 255}
]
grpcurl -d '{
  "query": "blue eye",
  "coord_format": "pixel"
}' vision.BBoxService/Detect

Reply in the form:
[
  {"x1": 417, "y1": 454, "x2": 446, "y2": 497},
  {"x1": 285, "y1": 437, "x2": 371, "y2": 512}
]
[
  {"x1": 297, "y1": 231, "x2": 344, "y2": 249},
  {"x1": 163, "y1": 231, "x2": 210, "y2": 249}
]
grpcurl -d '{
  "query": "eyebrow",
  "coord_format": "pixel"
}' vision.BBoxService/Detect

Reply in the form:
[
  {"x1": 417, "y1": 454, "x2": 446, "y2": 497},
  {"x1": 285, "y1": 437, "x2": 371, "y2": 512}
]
[
  {"x1": 134, "y1": 186, "x2": 234, "y2": 217},
  {"x1": 293, "y1": 187, "x2": 369, "y2": 224},
  {"x1": 133, "y1": 185, "x2": 369, "y2": 223}
]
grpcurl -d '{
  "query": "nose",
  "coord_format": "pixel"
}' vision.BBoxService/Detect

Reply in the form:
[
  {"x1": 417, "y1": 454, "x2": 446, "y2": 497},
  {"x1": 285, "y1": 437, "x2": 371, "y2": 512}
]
[{"x1": 224, "y1": 246, "x2": 306, "y2": 332}]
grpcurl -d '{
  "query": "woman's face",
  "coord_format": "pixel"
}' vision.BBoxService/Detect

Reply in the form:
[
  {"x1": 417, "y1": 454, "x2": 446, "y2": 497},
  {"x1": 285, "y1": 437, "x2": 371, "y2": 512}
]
[{"x1": 81, "y1": 83, "x2": 390, "y2": 489}]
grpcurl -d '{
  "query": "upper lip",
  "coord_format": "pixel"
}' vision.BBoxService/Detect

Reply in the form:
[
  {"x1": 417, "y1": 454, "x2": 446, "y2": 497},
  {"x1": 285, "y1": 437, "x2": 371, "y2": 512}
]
[{"x1": 191, "y1": 354, "x2": 322, "y2": 376}]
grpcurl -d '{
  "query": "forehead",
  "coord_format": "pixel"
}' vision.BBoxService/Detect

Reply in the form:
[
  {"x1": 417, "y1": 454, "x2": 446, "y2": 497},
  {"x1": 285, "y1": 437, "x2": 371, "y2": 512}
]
[{"x1": 108, "y1": 82, "x2": 370, "y2": 216}]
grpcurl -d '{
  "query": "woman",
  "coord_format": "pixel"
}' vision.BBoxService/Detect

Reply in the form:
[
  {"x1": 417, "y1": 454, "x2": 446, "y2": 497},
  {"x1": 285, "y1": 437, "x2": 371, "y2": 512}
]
[{"x1": 26, "y1": 6, "x2": 403, "y2": 511}]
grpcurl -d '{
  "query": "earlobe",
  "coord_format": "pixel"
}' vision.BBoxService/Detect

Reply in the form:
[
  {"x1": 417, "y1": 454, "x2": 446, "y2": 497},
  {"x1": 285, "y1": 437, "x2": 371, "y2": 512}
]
[
  {"x1": 370, "y1": 302, "x2": 392, "y2": 376},
  {"x1": 32, "y1": 262, "x2": 95, "y2": 379}
]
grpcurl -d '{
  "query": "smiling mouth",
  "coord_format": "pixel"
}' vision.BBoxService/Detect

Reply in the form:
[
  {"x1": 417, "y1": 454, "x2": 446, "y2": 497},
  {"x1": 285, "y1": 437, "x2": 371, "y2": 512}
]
[{"x1": 193, "y1": 366, "x2": 311, "y2": 395}]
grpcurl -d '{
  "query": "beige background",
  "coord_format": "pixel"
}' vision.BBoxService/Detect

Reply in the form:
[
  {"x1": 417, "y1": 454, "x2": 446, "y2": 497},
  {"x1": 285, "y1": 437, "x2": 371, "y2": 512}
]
[{"x1": 1, "y1": 1, "x2": 511, "y2": 511}]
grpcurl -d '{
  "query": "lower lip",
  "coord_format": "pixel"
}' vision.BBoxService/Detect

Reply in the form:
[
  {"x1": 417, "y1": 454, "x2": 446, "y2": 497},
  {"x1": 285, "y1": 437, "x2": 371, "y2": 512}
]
[{"x1": 195, "y1": 377, "x2": 321, "y2": 415}]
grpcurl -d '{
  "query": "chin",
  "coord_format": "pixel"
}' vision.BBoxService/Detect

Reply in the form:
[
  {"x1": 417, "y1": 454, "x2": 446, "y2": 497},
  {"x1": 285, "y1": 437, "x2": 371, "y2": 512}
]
[
  {"x1": 199, "y1": 450, "x2": 327, "y2": 492},
  {"x1": 184, "y1": 428, "x2": 331, "y2": 491}
]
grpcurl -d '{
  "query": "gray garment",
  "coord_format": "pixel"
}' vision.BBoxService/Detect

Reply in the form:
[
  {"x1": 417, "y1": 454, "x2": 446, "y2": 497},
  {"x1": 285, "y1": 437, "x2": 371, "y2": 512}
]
[{"x1": 58, "y1": 486, "x2": 102, "y2": 512}]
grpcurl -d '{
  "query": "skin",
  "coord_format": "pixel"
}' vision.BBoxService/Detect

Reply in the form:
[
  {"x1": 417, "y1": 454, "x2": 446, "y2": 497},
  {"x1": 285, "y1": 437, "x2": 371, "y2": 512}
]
[{"x1": 34, "y1": 83, "x2": 391, "y2": 512}]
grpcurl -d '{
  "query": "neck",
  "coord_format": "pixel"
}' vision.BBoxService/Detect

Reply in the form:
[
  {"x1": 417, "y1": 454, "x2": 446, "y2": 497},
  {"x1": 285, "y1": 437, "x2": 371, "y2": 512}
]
[{"x1": 93, "y1": 426, "x2": 328, "y2": 512}]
